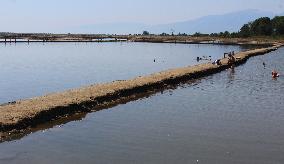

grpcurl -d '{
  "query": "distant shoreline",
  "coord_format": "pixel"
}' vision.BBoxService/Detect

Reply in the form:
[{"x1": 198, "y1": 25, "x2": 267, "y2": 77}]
[{"x1": 0, "y1": 33, "x2": 283, "y2": 45}]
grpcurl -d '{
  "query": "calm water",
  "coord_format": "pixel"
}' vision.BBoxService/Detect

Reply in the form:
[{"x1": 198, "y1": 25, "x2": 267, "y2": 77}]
[
  {"x1": 0, "y1": 44, "x2": 283, "y2": 164},
  {"x1": 0, "y1": 42, "x2": 248, "y2": 103}
]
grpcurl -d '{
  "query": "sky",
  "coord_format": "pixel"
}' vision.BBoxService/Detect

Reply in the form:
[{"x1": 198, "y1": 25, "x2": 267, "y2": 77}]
[{"x1": 0, "y1": 0, "x2": 283, "y2": 32}]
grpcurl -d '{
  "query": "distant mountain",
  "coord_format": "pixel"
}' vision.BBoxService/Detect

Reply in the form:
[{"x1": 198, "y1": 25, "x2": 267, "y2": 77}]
[
  {"x1": 150, "y1": 9, "x2": 275, "y2": 34},
  {"x1": 72, "y1": 9, "x2": 276, "y2": 34}
]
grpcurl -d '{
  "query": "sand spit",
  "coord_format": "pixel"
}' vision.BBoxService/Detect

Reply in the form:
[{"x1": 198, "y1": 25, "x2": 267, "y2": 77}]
[{"x1": 0, "y1": 44, "x2": 282, "y2": 132}]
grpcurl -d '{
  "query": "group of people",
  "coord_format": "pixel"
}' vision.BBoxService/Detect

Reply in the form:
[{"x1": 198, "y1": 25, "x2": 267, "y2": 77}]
[
  {"x1": 223, "y1": 51, "x2": 235, "y2": 58},
  {"x1": 212, "y1": 51, "x2": 280, "y2": 78},
  {"x1": 212, "y1": 51, "x2": 235, "y2": 67}
]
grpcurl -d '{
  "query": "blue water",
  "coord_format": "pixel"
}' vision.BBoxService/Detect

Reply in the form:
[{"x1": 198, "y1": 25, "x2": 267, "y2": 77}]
[
  {"x1": 0, "y1": 42, "x2": 248, "y2": 103},
  {"x1": 0, "y1": 43, "x2": 283, "y2": 164}
]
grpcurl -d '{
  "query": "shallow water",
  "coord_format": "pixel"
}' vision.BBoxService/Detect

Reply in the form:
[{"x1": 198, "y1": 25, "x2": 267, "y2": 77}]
[
  {"x1": 0, "y1": 44, "x2": 283, "y2": 164},
  {"x1": 0, "y1": 42, "x2": 248, "y2": 103}
]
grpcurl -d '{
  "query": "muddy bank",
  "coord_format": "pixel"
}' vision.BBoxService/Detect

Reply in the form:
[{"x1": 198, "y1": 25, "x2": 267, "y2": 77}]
[{"x1": 0, "y1": 44, "x2": 282, "y2": 133}]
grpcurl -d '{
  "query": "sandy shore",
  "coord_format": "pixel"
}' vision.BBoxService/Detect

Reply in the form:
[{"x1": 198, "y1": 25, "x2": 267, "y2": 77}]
[{"x1": 0, "y1": 43, "x2": 282, "y2": 133}]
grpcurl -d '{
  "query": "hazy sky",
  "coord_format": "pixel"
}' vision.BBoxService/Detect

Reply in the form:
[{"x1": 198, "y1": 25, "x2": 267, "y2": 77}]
[{"x1": 0, "y1": 0, "x2": 283, "y2": 32}]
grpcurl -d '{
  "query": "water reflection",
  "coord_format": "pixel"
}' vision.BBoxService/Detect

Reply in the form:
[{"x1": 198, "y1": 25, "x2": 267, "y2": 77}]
[
  {"x1": 0, "y1": 43, "x2": 256, "y2": 104},
  {"x1": 0, "y1": 78, "x2": 204, "y2": 143},
  {"x1": 1, "y1": 45, "x2": 282, "y2": 164},
  {"x1": 227, "y1": 67, "x2": 235, "y2": 83}
]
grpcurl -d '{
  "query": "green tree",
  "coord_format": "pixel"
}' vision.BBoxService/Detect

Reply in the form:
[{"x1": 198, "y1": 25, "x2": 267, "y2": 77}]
[
  {"x1": 193, "y1": 32, "x2": 201, "y2": 37},
  {"x1": 239, "y1": 23, "x2": 251, "y2": 37},
  {"x1": 210, "y1": 33, "x2": 218, "y2": 37},
  {"x1": 250, "y1": 17, "x2": 272, "y2": 35},
  {"x1": 160, "y1": 32, "x2": 169, "y2": 36},
  {"x1": 272, "y1": 16, "x2": 284, "y2": 35},
  {"x1": 230, "y1": 32, "x2": 239, "y2": 38},
  {"x1": 142, "y1": 31, "x2": 150, "y2": 35},
  {"x1": 223, "y1": 31, "x2": 230, "y2": 37}
]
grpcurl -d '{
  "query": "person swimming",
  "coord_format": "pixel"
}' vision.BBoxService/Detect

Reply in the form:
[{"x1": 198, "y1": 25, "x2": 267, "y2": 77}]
[{"x1": 272, "y1": 70, "x2": 280, "y2": 78}]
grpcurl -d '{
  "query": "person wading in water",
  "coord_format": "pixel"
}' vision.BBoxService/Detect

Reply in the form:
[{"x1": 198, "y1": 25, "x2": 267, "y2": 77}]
[{"x1": 227, "y1": 53, "x2": 236, "y2": 68}]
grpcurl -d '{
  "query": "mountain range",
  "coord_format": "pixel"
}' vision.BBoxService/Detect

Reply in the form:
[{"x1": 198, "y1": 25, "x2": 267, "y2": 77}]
[{"x1": 72, "y1": 9, "x2": 284, "y2": 34}]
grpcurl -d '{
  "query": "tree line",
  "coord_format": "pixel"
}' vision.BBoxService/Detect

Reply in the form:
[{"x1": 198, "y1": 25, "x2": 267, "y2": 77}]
[
  {"x1": 142, "y1": 16, "x2": 284, "y2": 38},
  {"x1": 197, "y1": 16, "x2": 284, "y2": 38},
  {"x1": 238, "y1": 16, "x2": 284, "y2": 37}
]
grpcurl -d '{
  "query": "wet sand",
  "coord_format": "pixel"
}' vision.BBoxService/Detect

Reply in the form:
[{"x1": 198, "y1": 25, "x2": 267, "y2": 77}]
[{"x1": 0, "y1": 43, "x2": 282, "y2": 133}]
